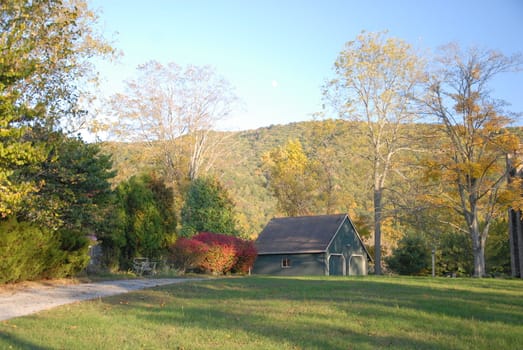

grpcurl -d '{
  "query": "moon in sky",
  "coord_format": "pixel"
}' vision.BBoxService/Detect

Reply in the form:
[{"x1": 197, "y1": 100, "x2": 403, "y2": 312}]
[{"x1": 271, "y1": 80, "x2": 278, "y2": 88}]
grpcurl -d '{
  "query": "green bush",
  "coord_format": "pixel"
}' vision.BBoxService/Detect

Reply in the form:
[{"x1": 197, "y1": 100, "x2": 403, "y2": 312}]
[
  {"x1": 45, "y1": 228, "x2": 91, "y2": 278},
  {"x1": 181, "y1": 176, "x2": 240, "y2": 237},
  {"x1": 386, "y1": 233, "x2": 430, "y2": 275},
  {"x1": 99, "y1": 174, "x2": 176, "y2": 270},
  {"x1": 0, "y1": 220, "x2": 63, "y2": 283},
  {"x1": 0, "y1": 220, "x2": 92, "y2": 284},
  {"x1": 435, "y1": 231, "x2": 473, "y2": 276}
]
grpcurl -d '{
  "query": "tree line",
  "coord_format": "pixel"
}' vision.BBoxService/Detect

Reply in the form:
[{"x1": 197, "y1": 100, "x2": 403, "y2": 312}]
[
  {"x1": 1, "y1": 1, "x2": 521, "y2": 282},
  {"x1": 0, "y1": 0, "x2": 243, "y2": 282},
  {"x1": 263, "y1": 33, "x2": 522, "y2": 277}
]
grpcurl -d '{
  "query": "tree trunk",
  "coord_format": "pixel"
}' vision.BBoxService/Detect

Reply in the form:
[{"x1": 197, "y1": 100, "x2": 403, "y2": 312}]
[
  {"x1": 472, "y1": 242, "x2": 485, "y2": 277},
  {"x1": 507, "y1": 156, "x2": 523, "y2": 278},
  {"x1": 508, "y1": 209, "x2": 523, "y2": 278},
  {"x1": 470, "y1": 223, "x2": 486, "y2": 277},
  {"x1": 374, "y1": 188, "x2": 383, "y2": 275}
]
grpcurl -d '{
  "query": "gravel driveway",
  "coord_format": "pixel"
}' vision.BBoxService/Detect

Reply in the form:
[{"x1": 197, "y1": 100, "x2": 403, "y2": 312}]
[{"x1": 0, "y1": 278, "x2": 199, "y2": 321}]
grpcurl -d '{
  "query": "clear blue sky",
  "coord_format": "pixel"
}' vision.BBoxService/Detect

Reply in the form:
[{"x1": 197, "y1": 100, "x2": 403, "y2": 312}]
[{"x1": 90, "y1": 0, "x2": 523, "y2": 131}]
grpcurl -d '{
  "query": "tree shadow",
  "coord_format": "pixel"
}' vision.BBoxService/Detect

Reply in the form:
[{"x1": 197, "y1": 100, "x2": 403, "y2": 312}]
[
  {"x1": 0, "y1": 331, "x2": 52, "y2": 350},
  {"x1": 102, "y1": 276, "x2": 523, "y2": 349},
  {"x1": 154, "y1": 277, "x2": 523, "y2": 325}
]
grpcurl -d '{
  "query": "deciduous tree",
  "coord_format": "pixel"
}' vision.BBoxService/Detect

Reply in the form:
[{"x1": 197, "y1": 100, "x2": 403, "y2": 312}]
[
  {"x1": 422, "y1": 44, "x2": 522, "y2": 277},
  {"x1": 308, "y1": 120, "x2": 346, "y2": 214},
  {"x1": 0, "y1": 0, "x2": 114, "y2": 216},
  {"x1": 106, "y1": 61, "x2": 238, "y2": 189},
  {"x1": 324, "y1": 31, "x2": 426, "y2": 274},
  {"x1": 262, "y1": 139, "x2": 318, "y2": 216}
]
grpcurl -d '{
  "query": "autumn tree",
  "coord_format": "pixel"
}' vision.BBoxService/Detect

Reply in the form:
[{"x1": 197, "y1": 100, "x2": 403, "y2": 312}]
[
  {"x1": 324, "y1": 31, "x2": 426, "y2": 274},
  {"x1": 262, "y1": 139, "x2": 319, "y2": 216},
  {"x1": 308, "y1": 120, "x2": 346, "y2": 214},
  {"x1": 422, "y1": 44, "x2": 522, "y2": 277},
  {"x1": 0, "y1": 0, "x2": 114, "y2": 216},
  {"x1": 106, "y1": 61, "x2": 238, "y2": 190}
]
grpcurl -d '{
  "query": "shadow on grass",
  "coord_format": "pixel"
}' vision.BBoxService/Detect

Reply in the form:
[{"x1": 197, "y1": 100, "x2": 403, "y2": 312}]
[
  {"x1": 104, "y1": 276, "x2": 523, "y2": 349},
  {"x1": 157, "y1": 277, "x2": 523, "y2": 324},
  {"x1": 5, "y1": 276, "x2": 518, "y2": 350},
  {"x1": 0, "y1": 331, "x2": 51, "y2": 350},
  {"x1": 140, "y1": 304, "x2": 438, "y2": 349}
]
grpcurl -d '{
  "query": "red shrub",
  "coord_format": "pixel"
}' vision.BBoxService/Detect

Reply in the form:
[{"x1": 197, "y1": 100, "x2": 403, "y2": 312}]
[
  {"x1": 193, "y1": 232, "x2": 236, "y2": 247},
  {"x1": 172, "y1": 232, "x2": 257, "y2": 275},
  {"x1": 199, "y1": 244, "x2": 237, "y2": 274},
  {"x1": 194, "y1": 232, "x2": 238, "y2": 274},
  {"x1": 169, "y1": 238, "x2": 208, "y2": 273},
  {"x1": 232, "y1": 240, "x2": 258, "y2": 273}
]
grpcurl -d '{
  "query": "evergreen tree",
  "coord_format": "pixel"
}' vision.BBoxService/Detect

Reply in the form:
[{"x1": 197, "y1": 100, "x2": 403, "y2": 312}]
[
  {"x1": 101, "y1": 174, "x2": 176, "y2": 269},
  {"x1": 386, "y1": 233, "x2": 431, "y2": 275},
  {"x1": 1, "y1": 134, "x2": 117, "y2": 279},
  {"x1": 181, "y1": 176, "x2": 239, "y2": 237},
  {"x1": 20, "y1": 134, "x2": 115, "y2": 229}
]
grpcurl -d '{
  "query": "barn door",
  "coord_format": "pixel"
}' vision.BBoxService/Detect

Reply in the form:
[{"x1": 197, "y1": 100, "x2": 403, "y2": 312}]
[
  {"x1": 329, "y1": 254, "x2": 344, "y2": 276},
  {"x1": 348, "y1": 254, "x2": 366, "y2": 275}
]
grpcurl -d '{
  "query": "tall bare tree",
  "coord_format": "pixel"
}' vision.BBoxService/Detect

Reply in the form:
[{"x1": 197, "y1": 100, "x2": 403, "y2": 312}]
[
  {"x1": 107, "y1": 61, "x2": 237, "y2": 188},
  {"x1": 324, "y1": 31, "x2": 426, "y2": 274},
  {"x1": 423, "y1": 44, "x2": 522, "y2": 277}
]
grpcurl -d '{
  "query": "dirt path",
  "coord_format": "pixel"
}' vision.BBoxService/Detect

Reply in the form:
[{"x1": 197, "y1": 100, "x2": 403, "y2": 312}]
[{"x1": 0, "y1": 278, "x2": 200, "y2": 321}]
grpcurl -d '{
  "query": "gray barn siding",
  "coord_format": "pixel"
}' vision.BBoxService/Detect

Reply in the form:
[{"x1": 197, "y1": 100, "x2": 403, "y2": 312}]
[
  {"x1": 252, "y1": 253, "x2": 326, "y2": 275},
  {"x1": 330, "y1": 220, "x2": 367, "y2": 253},
  {"x1": 326, "y1": 218, "x2": 368, "y2": 276},
  {"x1": 253, "y1": 214, "x2": 371, "y2": 276}
]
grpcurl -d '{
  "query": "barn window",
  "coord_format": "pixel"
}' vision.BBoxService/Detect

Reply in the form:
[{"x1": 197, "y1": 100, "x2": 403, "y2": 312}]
[{"x1": 281, "y1": 257, "x2": 291, "y2": 268}]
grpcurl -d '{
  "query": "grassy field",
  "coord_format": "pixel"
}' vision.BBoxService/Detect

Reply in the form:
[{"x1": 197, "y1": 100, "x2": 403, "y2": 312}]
[{"x1": 1, "y1": 276, "x2": 522, "y2": 349}]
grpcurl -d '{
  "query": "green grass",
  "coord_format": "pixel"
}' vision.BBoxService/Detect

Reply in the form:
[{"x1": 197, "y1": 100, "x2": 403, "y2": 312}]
[
  {"x1": 1, "y1": 276, "x2": 522, "y2": 349},
  {"x1": 80, "y1": 268, "x2": 182, "y2": 282}
]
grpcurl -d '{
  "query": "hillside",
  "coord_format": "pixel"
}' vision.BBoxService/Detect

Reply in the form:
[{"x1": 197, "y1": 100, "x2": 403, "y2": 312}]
[
  {"x1": 101, "y1": 120, "x2": 523, "y2": 239},
  {"x1": 212, "y1": 120, "x2": 379, "y2": 236},
  {"x1": 102, "y1": 120, "x2": 372, "y2": 236}
]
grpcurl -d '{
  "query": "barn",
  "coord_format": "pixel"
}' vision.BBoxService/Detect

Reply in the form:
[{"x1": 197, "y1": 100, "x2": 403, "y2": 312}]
[{"x1": 252, "y1": 213, "x2": 372, "y2": 276}]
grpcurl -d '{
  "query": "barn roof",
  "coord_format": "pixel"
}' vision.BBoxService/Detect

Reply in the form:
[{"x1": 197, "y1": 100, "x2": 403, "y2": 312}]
[{"x1": 255, "y1": 214, "x2": 348, "y2": 255}]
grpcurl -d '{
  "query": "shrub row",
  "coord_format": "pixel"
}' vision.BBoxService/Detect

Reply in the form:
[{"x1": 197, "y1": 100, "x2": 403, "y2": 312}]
[
  {"x1": 0, "y1": 220, "x2": 89, "y2": 284},
  {"x1": 169, "y1": 232, "x2": 257, "y2": 274}
]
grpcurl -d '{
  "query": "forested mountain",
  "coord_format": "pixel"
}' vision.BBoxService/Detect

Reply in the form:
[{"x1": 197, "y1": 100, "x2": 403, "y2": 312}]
[
  {"x1": 3, "y1": 2, "x2": 520, "y2": 280},
  {"x1": 102, "y1": 119, "x2": 523, "y2": 273},
  {"x1": 104, "y1": 119, "x2": 513, "y2": 246},
  {"x1": 97, "y1": 35, "x2": 522, "y2": 277},
  {"x1": 103, "y1": 120, "x2": 360, "y2": 236}
]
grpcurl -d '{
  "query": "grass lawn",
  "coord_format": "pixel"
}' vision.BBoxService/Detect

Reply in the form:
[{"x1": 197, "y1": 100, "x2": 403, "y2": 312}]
[{"x1": 0, "y1": 276, "x2": 522, "y2": 349}]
